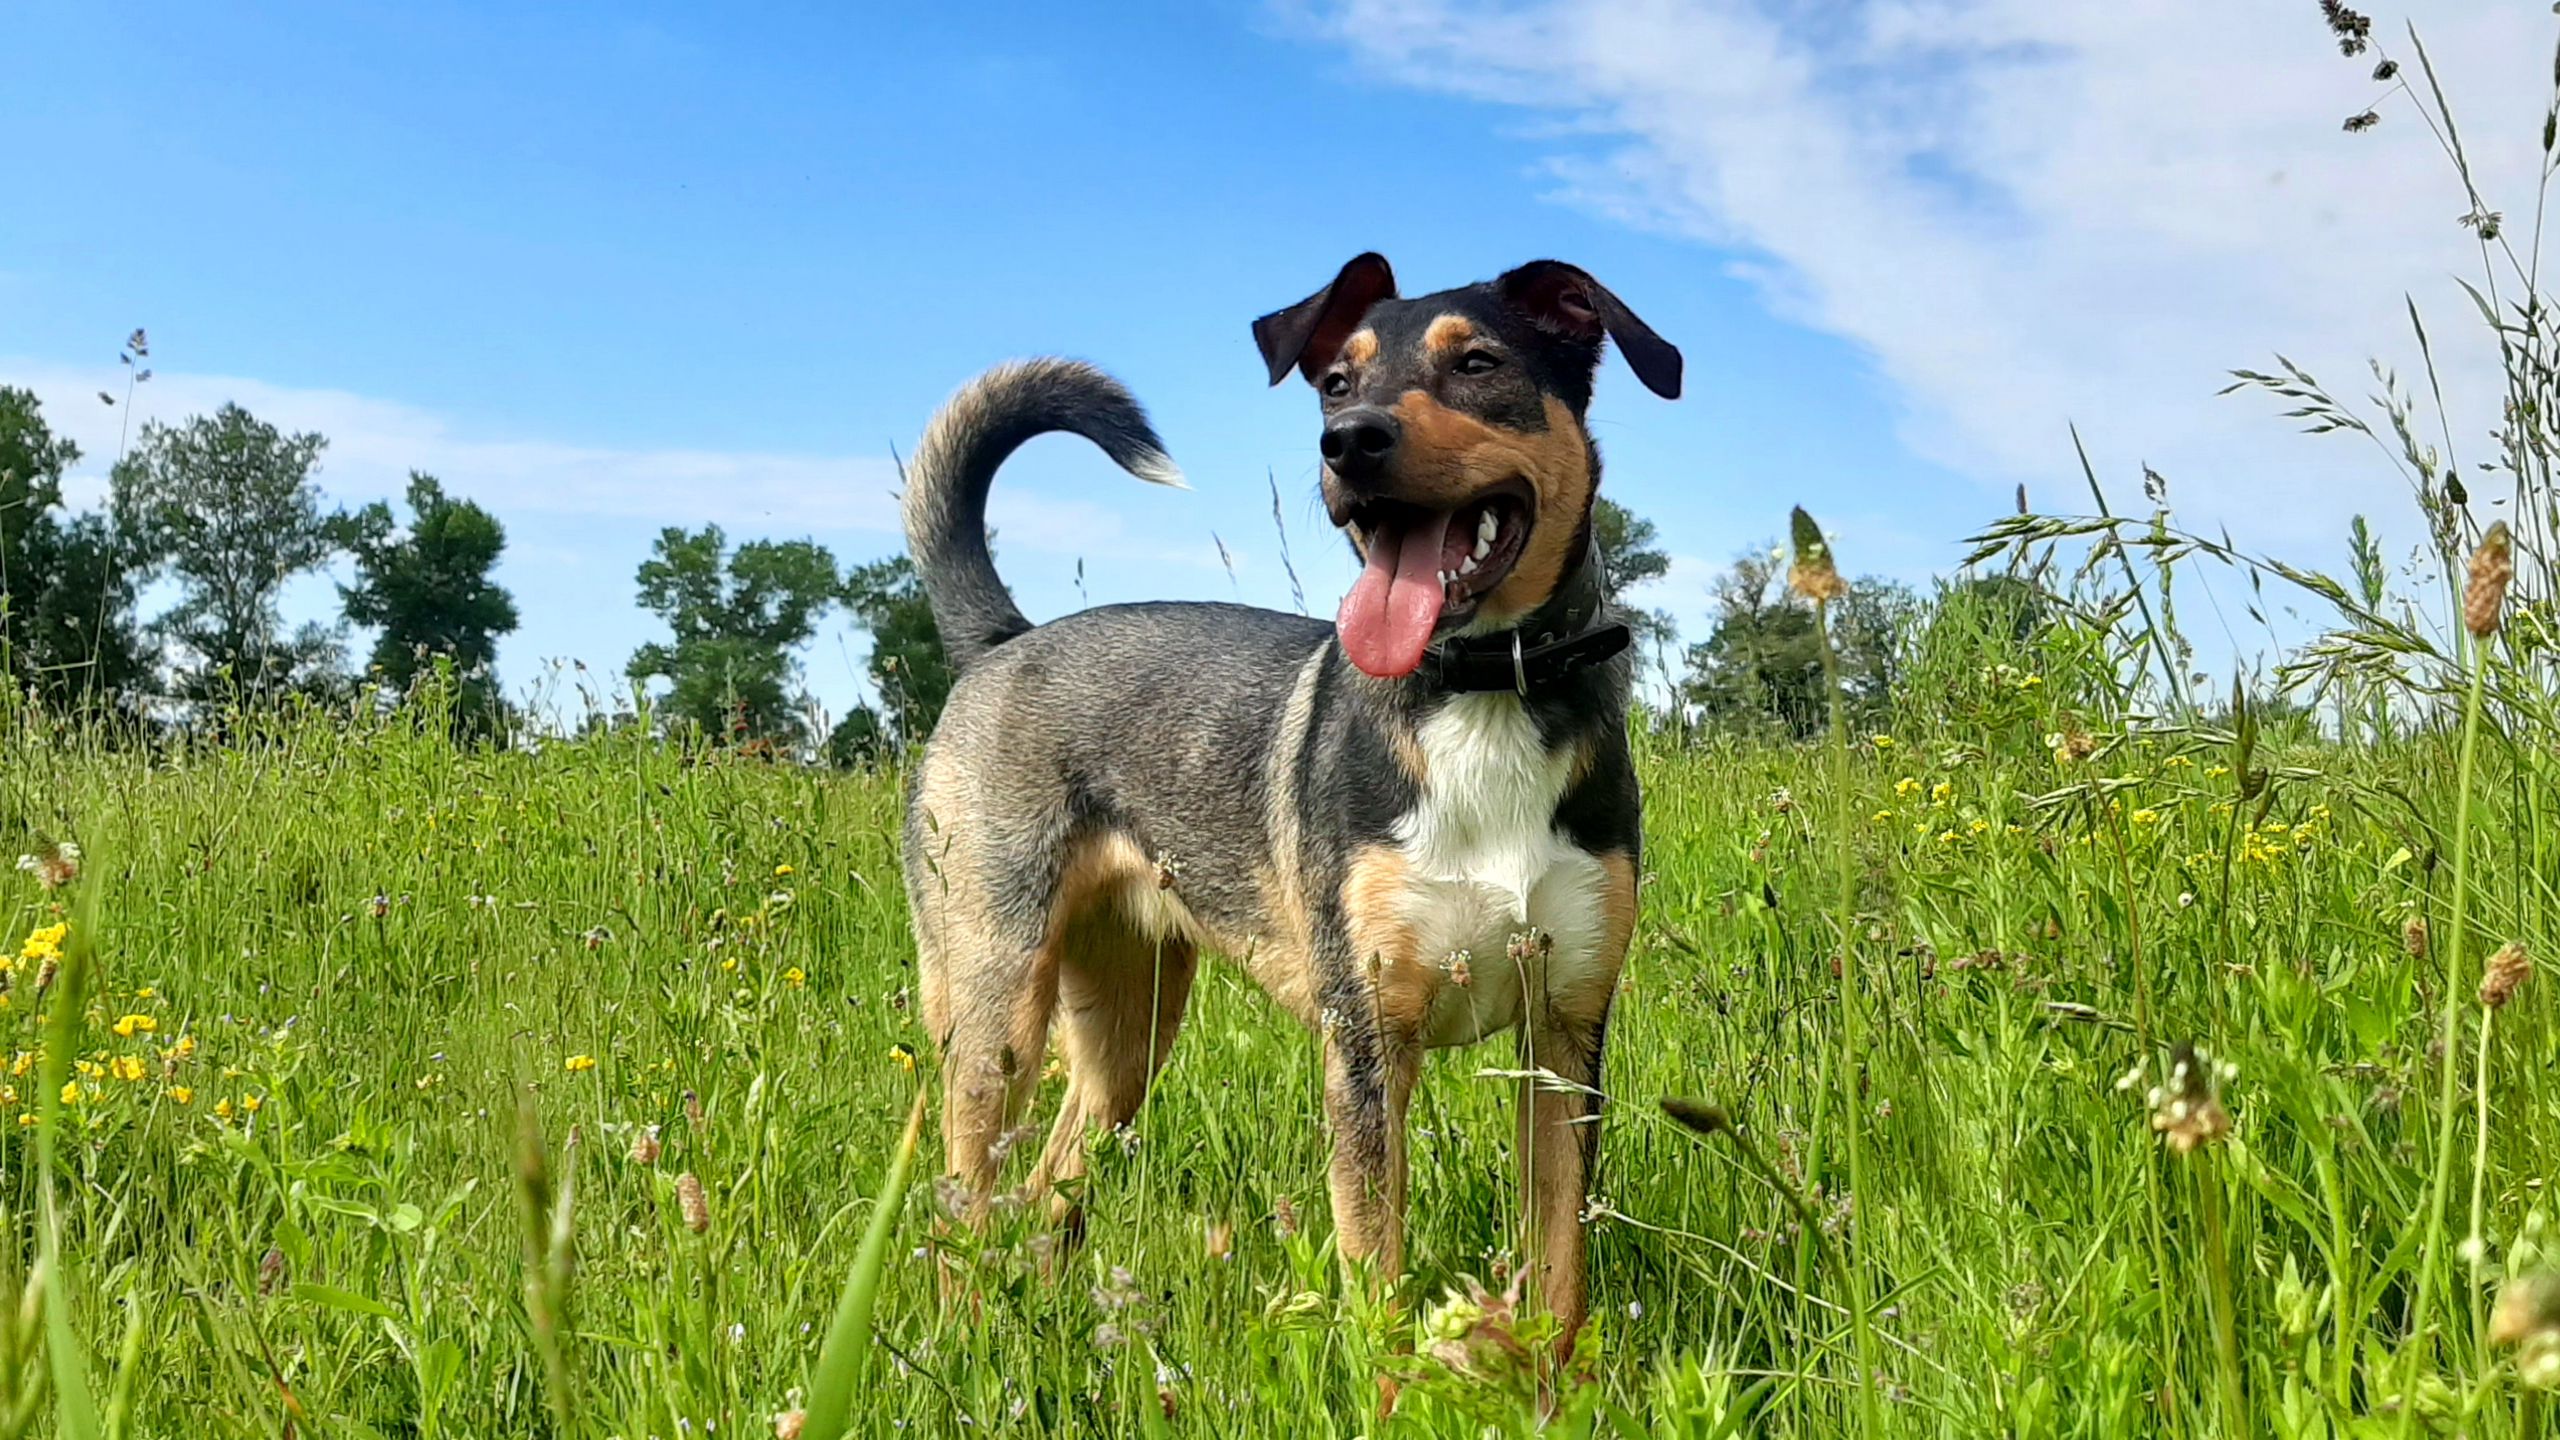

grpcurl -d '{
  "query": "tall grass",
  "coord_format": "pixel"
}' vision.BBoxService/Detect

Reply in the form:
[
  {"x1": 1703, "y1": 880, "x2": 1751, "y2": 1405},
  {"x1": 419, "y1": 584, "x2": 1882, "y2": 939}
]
[{"x1": 6, "y1": 7, "x2": 2560, "y2": 1434}]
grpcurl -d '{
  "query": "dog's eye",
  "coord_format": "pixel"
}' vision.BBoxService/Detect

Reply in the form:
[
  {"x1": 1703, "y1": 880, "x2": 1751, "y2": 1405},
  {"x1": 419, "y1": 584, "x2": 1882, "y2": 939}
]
[
  {"x1": 1456, "y1": 350, "x2": 1503, "y2": 376},
  {"x1": 1322, "y1": 371, "x2": 1352, "y2": 398}
]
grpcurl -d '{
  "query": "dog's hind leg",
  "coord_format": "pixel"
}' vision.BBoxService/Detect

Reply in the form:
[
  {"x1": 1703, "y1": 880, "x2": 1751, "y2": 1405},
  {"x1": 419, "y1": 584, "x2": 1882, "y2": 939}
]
[
  {"x1": 929, "y1": 920, "x2": 1059, "y2": 1214},
  {"x1": 1024, "y1": 909, "x2": 1198, "y2": 1226}
]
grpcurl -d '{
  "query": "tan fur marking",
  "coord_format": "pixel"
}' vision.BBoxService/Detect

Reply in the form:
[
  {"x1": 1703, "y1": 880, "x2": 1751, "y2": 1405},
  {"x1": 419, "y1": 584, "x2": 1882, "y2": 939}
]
[
  {"x1": 1422, "y1": 314, "x2": 1476, "y2": 356},
  {"x1": 1382, "y1": 391, "x2": 1592, "y2": 625},
  {"x1": 1390, "y1": 726, "x2": 1429, "y2": 785},
  {"x1": 1246, "y1": 644, "x2": 1332, "y2": 1025},
  {"x1": 1343, "y1": 328, "x2": 1379, "y2": 366},
  {"x1": 1596, "y1": 850, "x2": 1638, "y2": 986}
]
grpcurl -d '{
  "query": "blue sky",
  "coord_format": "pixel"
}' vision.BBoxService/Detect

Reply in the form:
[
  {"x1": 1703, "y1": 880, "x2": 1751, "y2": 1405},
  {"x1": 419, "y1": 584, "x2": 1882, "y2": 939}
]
[{"x1": 6, "y1": 1, "x2": 2546, "y2": 719}]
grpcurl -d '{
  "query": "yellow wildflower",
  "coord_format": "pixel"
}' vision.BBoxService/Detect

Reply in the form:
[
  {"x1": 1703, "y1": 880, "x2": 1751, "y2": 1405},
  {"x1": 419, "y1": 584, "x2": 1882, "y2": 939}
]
[
  {"x1": 889, "y1": 1042, "x2": 917, "y2": 1073},
  {"x1": 17, "y1": 923, "x2": 67, "y2": 965},
  {"x1": 1894, "y1": 777, "x2": 1921, "y2": 799},
  {"x1": 774, "y1": 864, "x2": 795, "y2": 877},
  {"x1": 108, "y1": 1056, "x2": 146, "y2": 1083},
  {"x1": 214, "y1": 1098, "x2": 234, "y2": 1120},
  {"x1": 133, "y1": 987, "x2": 156, "y2": 1000},
  {"x1": 1871, "y1": 736, "x2": 1895, "y2": 750},
  {"x1": 2205, "y1": 764, "x2": 2231, "y2": 779},
  {"x1": 2022, "y1": 674, "x2": 2043, "y2": 687},
  {"x1": 242, "y1": 1095, "x2": 263, "y2": 1114},
  {"x1": 58, "y1": 1082, "x2": 79, "y2": 1107},
  {"x1": 564, "y1": 1054, "x2": 597, "y2": 1074},
  {"x1": 2131, "y1": 809, "x2": 2160, "y2": 826},
  {"x1": 168, "y1": 1035, "x2": 197, "y2": 1060},
  {"x1": 165, "y1": 1086, "x2": 193, "y2": 1105},
  {"x1": 1870, "y1": 809, "x2": 1895, "y2": 824},
  {"x1": 783, "y1": 967, "x2": 807, "y2": 988},
  {"x1": 111, "y1": 1014, "x2": 156, "y2": 1039},
  {"x1": 1930, "y1": 782, "x2": 1954, "y2": 806},
  {"x1": 1938, "y1": 829, "x2": 1959, "y2": 845}
]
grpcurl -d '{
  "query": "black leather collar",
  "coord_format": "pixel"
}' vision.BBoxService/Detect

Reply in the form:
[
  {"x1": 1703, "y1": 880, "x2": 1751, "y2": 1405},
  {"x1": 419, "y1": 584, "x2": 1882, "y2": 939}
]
[{"x1": 1421, "y1": 535, "x2": 1630, "y2": 695}]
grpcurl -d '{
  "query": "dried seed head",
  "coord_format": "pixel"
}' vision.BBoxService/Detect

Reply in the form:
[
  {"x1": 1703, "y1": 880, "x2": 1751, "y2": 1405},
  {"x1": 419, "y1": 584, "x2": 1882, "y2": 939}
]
[
  {"x1": 684, "y1": 1089, "x2": 705, "y2": 1133},
  {"x1": 1205, "y1": 1218, "x2": 1234, "y2": 1262},
  {"x1": 2148, "y1": 1043, "x2": 2233, "y2": 1155},
  {"x1": 13, "y1": 841, "x2": 80, "y2": 891},
  {"x1": 2403, "y1": 915, "x2": 2430, "y2": 960},
  {"x1": 2481, "y1": 941, "x2": 2533, "y2": 1011},
  {"x1": 677, "y1": 1171, "x2": 710, "y2": 1234},
  {"x1": 629, "y1": 1125, "x2": 662, "y2": 1166},
  {"x1": 258, "y1": 1246, "x2": 286, "y2": 1296},
  {"x1": 2491, "y1": 1270, "x2": 2560, "y2": 1389},
  {"x1": 1659, "y1": 1096, "x2": 1736, "y2": 1140},
  {"x1": 2321, "y1": 0, "x2": 2371, "y2": 55},
  {"x1": 1786, "y1": 507, "x2": 1849, "y2": 603},
  {"x1": 1271, "y1": 1196, "x2": 1299, "y2": 1241},
  {"x1": 773, "y1": 1408, "x2": 808, "y2": 1439},
  {"x1": 2466, "y1": 523, "x2": 2513, "y2": 638}
]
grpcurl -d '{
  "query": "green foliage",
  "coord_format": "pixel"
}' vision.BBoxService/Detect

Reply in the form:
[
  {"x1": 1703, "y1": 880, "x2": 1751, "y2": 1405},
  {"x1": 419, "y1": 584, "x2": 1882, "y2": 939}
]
[
  {"x1": 340, "y1": 473, "x2": 520, "y2": 732},
  {"x1": 0, "y1": 390, "x2": 149, "y2": 715},
  {"x1": 628, "y1": 524, "x2": 838, "y2": 746},
  {"x1": 1679, "y1": 540, "x2": 1915, "y2": 738},
  {"x1": 839, "y1": 555, "x2": 953, "y2": 749},
  {"x1": 1592, "y1": 496, "x2": 1675, "y2": 646},
  {"x1": 110, "y1": 403, "x2": 345, "y2": 705}
]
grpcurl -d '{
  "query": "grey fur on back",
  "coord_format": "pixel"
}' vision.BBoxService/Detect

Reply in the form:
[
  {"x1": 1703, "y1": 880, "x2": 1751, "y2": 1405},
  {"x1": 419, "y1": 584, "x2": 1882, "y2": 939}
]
[{"x1": 901, "y1": 359, "x2": 1186, "y2": 670}]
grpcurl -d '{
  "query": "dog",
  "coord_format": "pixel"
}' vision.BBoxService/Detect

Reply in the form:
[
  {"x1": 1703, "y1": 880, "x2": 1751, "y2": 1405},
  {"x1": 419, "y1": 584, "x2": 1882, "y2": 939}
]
[{"x1": 900, "y1": 253, "x2": 1681, "y2": 1342}]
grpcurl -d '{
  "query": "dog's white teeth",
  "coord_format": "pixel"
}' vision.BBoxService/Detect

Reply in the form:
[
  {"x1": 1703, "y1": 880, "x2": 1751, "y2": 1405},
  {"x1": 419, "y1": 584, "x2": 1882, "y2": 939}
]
[
  {"x1": 1471, "y1": 535, "x2": 1491, "y2": 561},
  {"x1": 1477, "y1": 510, "x2": 1499, "y2": 547},
  {"x1": 1458, "y1": 555, "x2": 1480, "y2": 577}
]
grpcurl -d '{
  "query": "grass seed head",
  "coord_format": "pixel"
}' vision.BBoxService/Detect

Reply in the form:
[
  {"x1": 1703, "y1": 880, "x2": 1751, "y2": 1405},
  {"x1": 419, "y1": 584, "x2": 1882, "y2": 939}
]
[
  {"x1": 2466, "y1": 523, "x2": 2514, "y2": 639},
  {"x1": 2491, "y1": 1270, "x2": 2560, "y2": 1388},
  {"x1": 1786, "y1": 507, "x2": 1849, "y2": 603},
  {"x1": 13, "y1": 841, "x2": 80, "y2": 891},
  {"x1": 2148, "y1": 1043, "x2": 2233, "y2": 1155},
  {"x1": 2403, "y1": 915, "x2": 2429, "y2": 959},
  {"x1": 678, "y1": 1171, "x2": 710, "y2": 1234},
  {"x1": 2480, "y1": 941, "x2": 2532, "y2": 1010},
  {"x1": 630, "y1": 1125, "x2": 661, "y2": 1166}
]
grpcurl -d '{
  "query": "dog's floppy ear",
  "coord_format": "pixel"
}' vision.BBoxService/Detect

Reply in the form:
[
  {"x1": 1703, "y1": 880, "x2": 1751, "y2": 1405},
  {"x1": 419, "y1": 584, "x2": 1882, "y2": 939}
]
[
  {"x1": 1252, "y1": 252, "x2": 1398, "y2": 387},
  {"x1": 1496, "y1": 260, "x2": 1683, "y2": 400}
]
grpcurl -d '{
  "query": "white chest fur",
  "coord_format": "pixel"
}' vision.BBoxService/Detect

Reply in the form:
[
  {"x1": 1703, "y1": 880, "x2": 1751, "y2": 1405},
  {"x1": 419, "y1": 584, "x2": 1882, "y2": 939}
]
[{"x1": 1393, "y1": 693, "x2": 1611, "y2": 1048}]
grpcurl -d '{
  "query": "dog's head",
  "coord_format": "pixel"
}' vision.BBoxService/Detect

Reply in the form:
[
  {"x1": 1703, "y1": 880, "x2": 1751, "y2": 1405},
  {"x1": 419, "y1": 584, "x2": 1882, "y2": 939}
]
[{"x1": 1253, "y1": 254, "x2": 1681, "y2": 680}]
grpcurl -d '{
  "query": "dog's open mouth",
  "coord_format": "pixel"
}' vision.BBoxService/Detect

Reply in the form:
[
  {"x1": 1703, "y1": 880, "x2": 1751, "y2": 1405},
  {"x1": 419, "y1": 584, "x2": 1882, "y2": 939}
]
[{"x1": 1337, "y1": 485, "x2": 1533, "y2": 679}]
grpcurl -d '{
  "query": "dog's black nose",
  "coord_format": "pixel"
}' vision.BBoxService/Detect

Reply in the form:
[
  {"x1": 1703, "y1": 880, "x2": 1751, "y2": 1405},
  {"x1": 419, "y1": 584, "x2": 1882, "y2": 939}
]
[{"x1": 1320, "y1": 407, "x2": 1400, "y2": 484}]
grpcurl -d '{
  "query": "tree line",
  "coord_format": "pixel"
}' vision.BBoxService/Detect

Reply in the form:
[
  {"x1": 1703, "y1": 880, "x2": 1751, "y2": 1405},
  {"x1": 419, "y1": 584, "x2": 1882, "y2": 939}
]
[{"x1": 2, "y1": 378, "x2": 1941, "y2": 756}]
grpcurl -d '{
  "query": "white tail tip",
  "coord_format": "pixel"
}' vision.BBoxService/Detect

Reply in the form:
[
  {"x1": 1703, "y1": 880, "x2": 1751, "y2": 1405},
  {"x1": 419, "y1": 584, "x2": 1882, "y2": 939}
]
[{"x1": 1130, "y1": 452, "x2": 1189, "y2": 490}]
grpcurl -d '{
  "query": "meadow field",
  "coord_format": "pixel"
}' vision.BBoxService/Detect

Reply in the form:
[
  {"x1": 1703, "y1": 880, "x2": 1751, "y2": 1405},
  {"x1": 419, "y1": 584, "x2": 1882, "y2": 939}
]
[{"x1": 4, "y1": 547, "x2": 2556, "y2": 1439}]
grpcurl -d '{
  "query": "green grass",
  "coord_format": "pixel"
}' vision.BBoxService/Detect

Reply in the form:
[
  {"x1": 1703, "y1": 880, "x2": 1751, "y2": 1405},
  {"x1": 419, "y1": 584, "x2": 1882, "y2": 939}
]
[{"x1": 2, "y1": 639, "x2": 2553, "y2": 1436}]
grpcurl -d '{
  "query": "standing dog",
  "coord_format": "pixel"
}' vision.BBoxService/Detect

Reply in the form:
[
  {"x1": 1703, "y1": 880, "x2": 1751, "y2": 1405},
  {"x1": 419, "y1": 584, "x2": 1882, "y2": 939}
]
[{"x1": 902, "y1": 254, "x2": 1680, "y2": 1340}]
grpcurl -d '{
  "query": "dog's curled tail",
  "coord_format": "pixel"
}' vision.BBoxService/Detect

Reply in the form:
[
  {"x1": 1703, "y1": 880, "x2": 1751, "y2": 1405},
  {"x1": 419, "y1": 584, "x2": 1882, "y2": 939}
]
[{"x1": 902, "y1": 358, "x2": 1185, "y2": 670}]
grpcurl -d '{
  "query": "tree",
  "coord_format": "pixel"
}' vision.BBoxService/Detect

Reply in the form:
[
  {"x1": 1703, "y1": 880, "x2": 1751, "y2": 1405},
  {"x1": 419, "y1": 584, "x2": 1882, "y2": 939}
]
[
  {"x1": 628, "y1": 525, "x2": 838, "y2": 746},
  {"x1": 1592, "y1": 497, "x2": 1675, "y2": 647},
  {"x1": 0, "y1": 388, "x2": 150, "y2": 713},
  {"x1": 111, "y1": 404, "x2": 344, "y2": 703},
  {"x1": 1679, "y1": 539, "x2": 1915, "y2": 739},
  {"x1": 840, "y1": 555, "x2": 954, "y2": 749},
  {"x1": 341, "y1": 473, "x2": 519, "y2": 727}
]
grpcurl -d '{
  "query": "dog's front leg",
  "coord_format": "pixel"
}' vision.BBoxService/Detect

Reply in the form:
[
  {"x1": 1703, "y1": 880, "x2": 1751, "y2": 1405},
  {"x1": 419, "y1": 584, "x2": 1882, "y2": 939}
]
[
  {"x1": 1519, "y1": 851, "x2": 1635, "y2": 1349},
  {"x1": 1517, "y1": 1002, "x2": 1607, "y2": 1346},
  {"x1": 1322, "y1": 1009, "x2": 1419, "y2": 1288}
]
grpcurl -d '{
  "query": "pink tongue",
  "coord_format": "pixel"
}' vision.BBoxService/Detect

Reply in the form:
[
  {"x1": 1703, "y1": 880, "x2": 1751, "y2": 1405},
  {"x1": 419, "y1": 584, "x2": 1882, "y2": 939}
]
[{"x1": 1337, "y1": 511, "x2": 1453, "y2": 679}]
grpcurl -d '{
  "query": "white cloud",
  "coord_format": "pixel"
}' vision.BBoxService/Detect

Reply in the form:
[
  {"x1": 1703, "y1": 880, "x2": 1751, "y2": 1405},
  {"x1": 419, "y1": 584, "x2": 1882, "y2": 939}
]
[
  {"x1": 6, "y1": 358, "x2": 1227, "y2": 572},
  {"x1": 1302, "y1": 0, "x2": 2550, "y2": 561}
]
